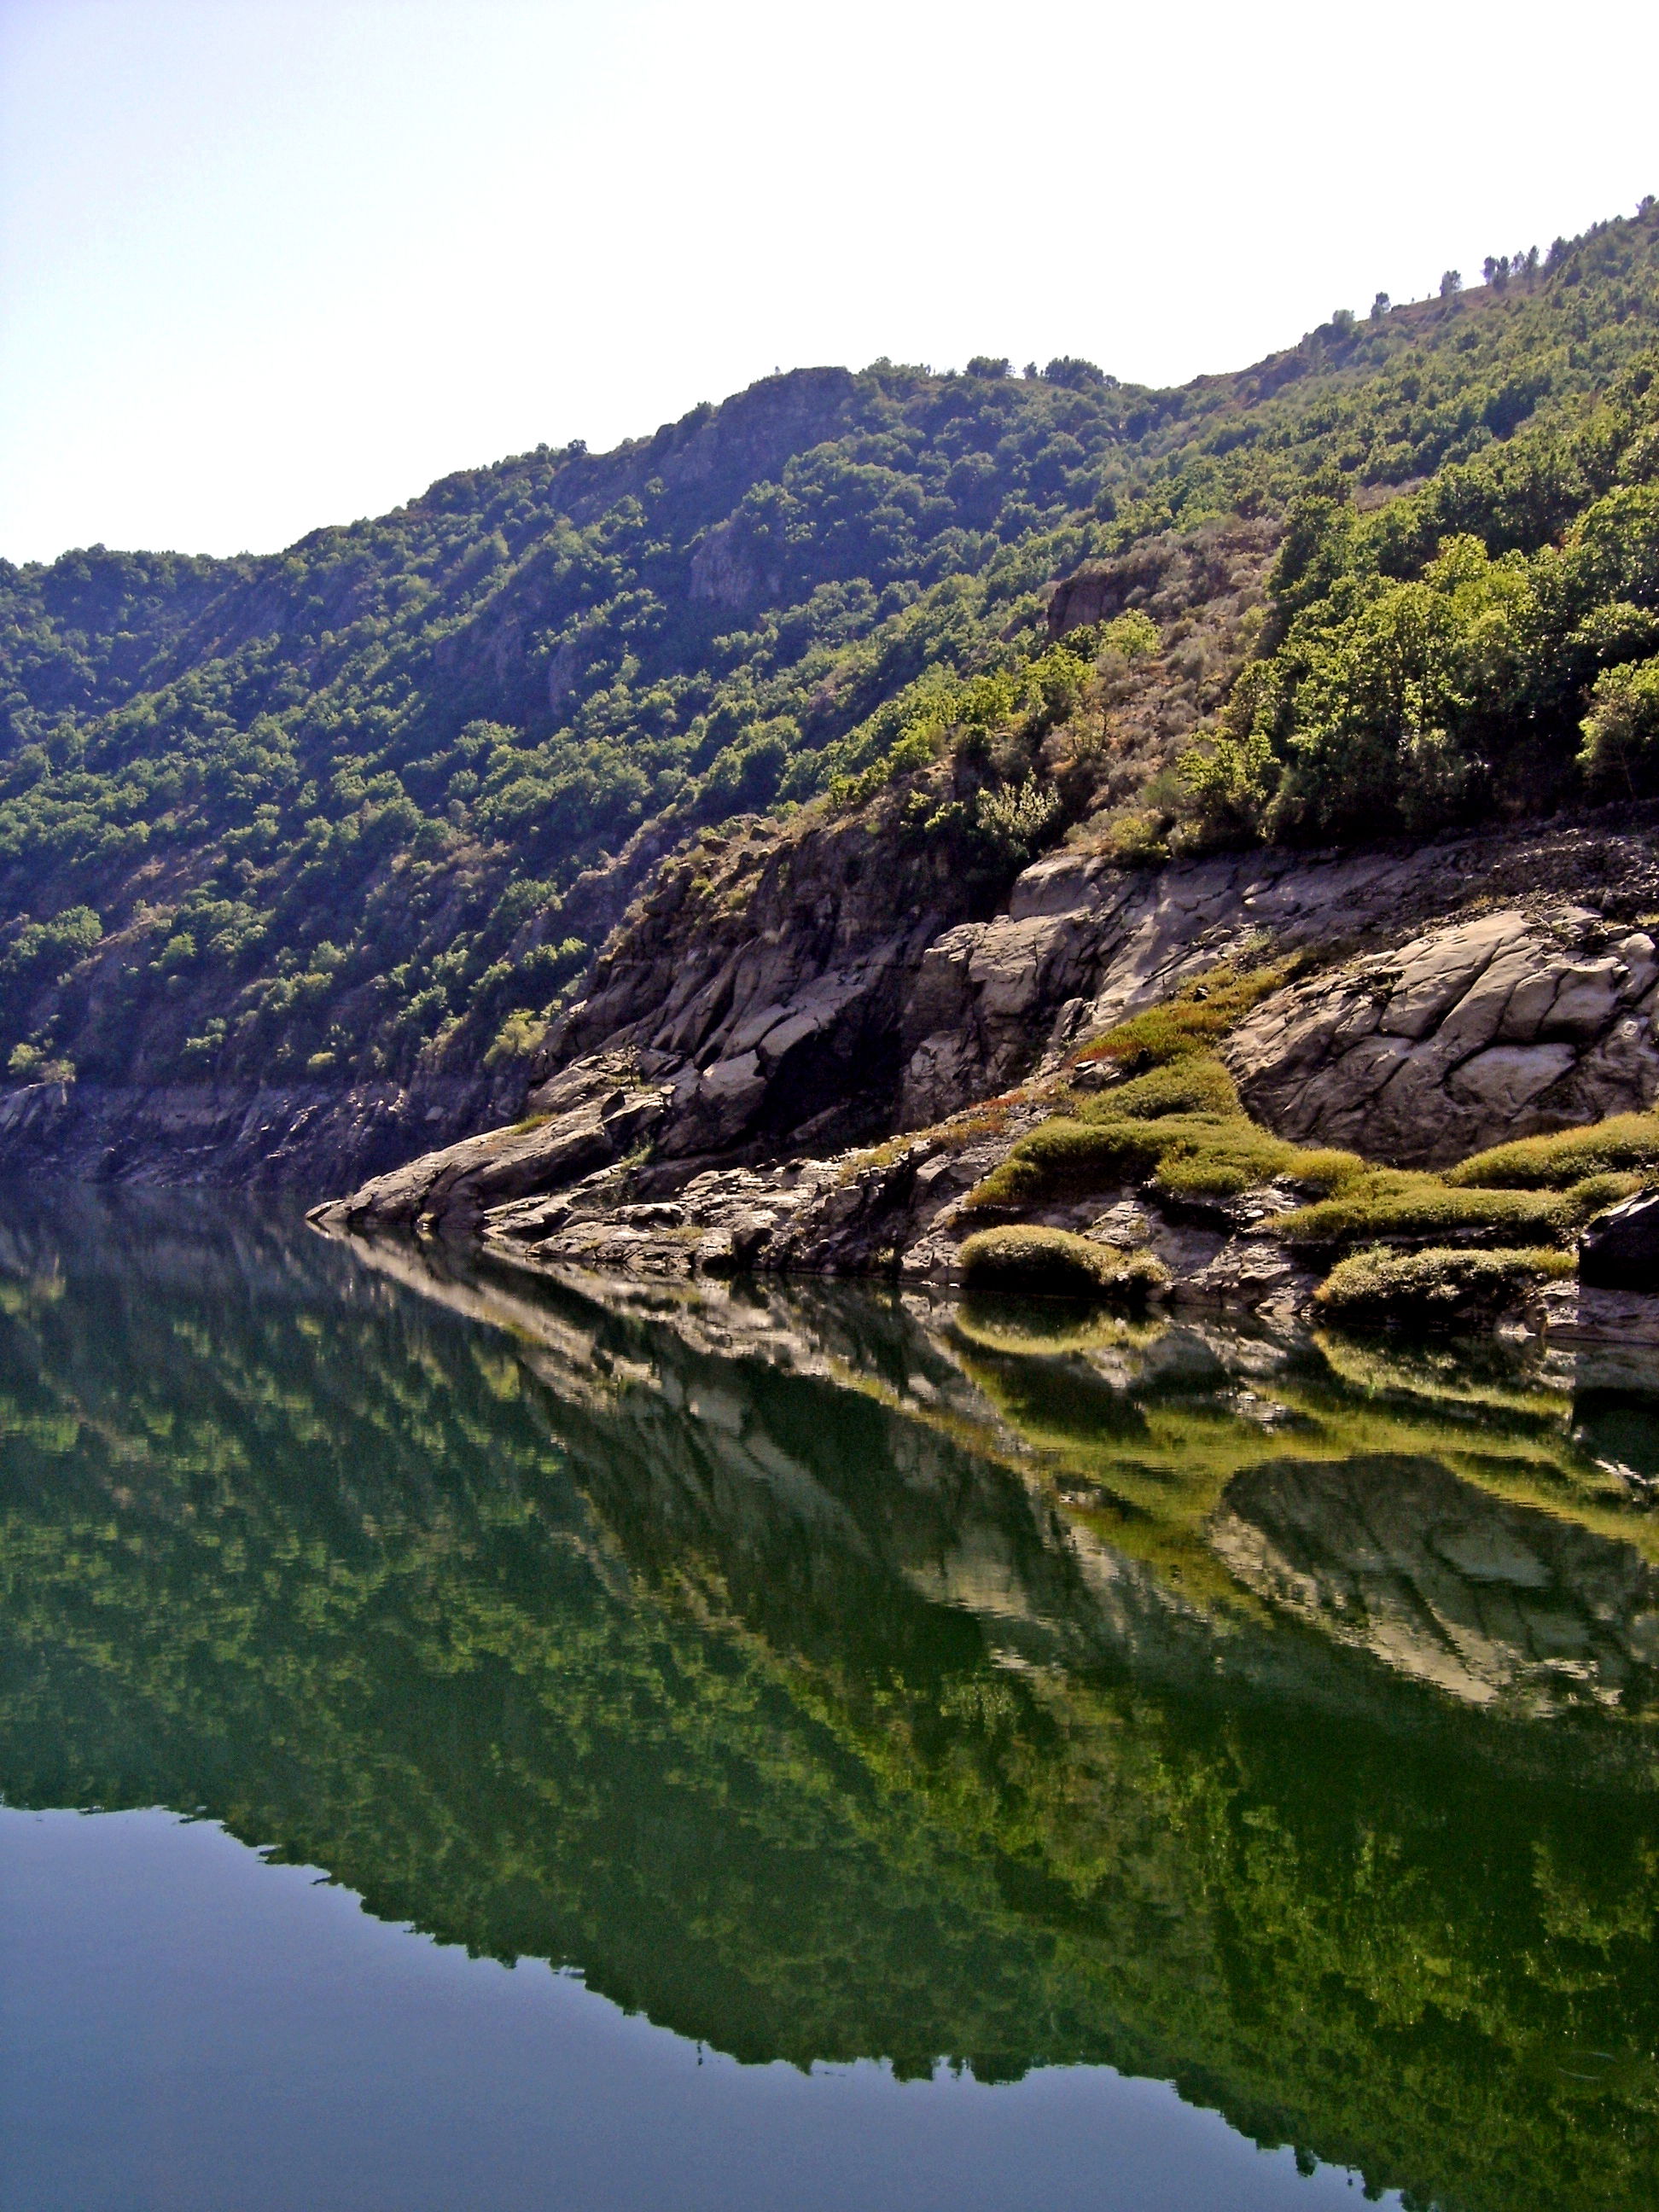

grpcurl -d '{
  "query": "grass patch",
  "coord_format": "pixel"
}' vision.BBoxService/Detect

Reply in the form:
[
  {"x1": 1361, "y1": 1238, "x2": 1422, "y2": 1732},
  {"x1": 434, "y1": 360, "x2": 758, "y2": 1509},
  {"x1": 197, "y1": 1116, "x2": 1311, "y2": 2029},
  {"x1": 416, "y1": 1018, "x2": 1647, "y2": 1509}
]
[
  {"x1": 1068, "y1": 960, "x2": 1297, "y2": 1071},
  {"x1": 1070, "y1": 1053, "x2": 1242, "y2": 1121},
  {"x1": 1446, "y1": 1112, "x2": 1659, "y2": 1190},
  {"x1": 969, "y1": 1120, "x2": 1172, "y2": 1208},
  {"x1": 1276, "y1": 1169, "x2": 1641, "y2": 1250},
  {"x1": 959, "y1": 1225, "x2": 1170, "y2": 1304},
  {"x1": 970, "y1": 1035, "x2": 1362, "y2": 1212},
  {"x1": 1313, "y1": 1245, "x2": 1574, "y2": 1329},
  {"x1": 1275, "y1": 1173, "x2": 1576, "y2": 1249},
  {"x1": 962, "y1": 969, "x2": 1656, "y2": 1297},
  {"x1": 967, "y1": 1109, "x2": 1359, "y2": 1211},
  {"x1": 1152, "y1": 1127, "x2": 1359, "y2": 1202}
]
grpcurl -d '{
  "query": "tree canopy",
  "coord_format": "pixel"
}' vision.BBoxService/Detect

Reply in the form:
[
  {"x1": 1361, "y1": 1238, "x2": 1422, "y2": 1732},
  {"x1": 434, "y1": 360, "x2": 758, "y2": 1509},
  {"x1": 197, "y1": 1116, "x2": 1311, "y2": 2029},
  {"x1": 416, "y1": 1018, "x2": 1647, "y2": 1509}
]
[{"x1": 1, "y1": 205, "x2": 1656, "y2": 1088}]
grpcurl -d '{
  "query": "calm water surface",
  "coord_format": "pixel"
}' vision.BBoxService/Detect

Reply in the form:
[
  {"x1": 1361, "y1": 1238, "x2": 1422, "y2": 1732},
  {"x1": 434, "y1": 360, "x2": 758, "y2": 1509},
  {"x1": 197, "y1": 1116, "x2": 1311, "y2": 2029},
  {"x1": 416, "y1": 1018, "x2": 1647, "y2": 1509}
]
[{"x1": 2, "y1": 1186, "x2": 1658, "y2": 2211}]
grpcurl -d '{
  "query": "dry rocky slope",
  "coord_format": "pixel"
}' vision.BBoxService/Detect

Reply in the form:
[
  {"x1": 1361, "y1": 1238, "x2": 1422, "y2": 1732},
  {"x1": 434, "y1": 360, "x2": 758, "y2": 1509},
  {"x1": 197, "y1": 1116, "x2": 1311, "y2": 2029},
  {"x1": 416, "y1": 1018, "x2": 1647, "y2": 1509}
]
[{"x1": 315, "y1": 800, "x2": 1659, "y2": 1340}]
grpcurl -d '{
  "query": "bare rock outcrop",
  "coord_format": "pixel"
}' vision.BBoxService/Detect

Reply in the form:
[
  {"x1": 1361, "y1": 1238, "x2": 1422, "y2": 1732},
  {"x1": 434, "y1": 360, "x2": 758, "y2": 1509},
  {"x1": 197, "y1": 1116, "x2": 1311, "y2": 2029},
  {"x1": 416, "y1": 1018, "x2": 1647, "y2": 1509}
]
[
  {"x1": 533, "y1": 810, "x2": 978, "y2": 1167},
  {"x1": 530, "y1": 812, "x2": 1659, "y2": 1181},
  {"x1": 311, "y1": 1052, "x2": 671, "y2": 1241},
  {"x1": 897, "y1": 830, "x2": 1659, "y2": 1132},
  {"x1": 1225, "y1": 906, "x2": 1659, "y2": 1165}
]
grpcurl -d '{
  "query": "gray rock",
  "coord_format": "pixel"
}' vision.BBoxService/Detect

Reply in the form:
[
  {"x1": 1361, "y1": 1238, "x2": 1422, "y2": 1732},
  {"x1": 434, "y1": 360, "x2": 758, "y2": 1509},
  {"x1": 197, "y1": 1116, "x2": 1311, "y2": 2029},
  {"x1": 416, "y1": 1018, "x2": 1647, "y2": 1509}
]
[
  {"x1": 1226, "y1": 907, "x2": 1659, "y2": 1165},
  {"x1": 309, "y1": 1054, "x2": 670, "y2": 1239},
  {"x1": 312, "y1": 810, "x2": 1659, "y2": 1339}
]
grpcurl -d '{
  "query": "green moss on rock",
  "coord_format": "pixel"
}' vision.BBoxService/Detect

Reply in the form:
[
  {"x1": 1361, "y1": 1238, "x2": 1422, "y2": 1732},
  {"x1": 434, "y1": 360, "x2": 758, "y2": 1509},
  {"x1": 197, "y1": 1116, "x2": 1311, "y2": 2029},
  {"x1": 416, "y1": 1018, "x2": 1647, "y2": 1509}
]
[
  {"x1": 959, "y1": 1226, "x2": 1170, "y2": 1304},
  {"x1": 1445, "y1": 1113, "x2": 1659, "y2": 1190},
  {"x1": 1313, "y1": 1245, "x2": 1574, "y2": 1329}
]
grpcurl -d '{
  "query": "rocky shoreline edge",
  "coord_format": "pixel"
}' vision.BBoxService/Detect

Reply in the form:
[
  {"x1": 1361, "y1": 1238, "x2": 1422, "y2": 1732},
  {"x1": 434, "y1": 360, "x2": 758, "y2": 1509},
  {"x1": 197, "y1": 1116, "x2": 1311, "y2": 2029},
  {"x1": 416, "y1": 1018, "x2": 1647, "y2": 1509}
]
[{"x1": 308, "y1": 817, "x2": 1659, "y2": 1356}]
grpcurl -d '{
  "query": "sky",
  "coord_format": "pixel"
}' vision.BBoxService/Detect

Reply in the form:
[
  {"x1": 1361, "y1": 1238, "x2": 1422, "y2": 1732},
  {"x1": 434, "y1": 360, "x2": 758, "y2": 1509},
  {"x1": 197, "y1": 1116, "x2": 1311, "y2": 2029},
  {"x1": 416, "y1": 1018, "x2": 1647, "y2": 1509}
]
[{"x1": 1, "y1": 0, "x2": 1656, "y2": 565}]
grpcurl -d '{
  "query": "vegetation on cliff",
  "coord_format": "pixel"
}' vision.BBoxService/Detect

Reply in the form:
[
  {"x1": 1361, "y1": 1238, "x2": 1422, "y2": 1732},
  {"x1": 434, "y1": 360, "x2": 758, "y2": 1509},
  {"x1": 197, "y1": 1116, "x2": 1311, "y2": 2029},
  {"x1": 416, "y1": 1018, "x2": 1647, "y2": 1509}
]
[
  {"x1": 958, "y1": 1223, "x2": 1168, "y2": 1301},
  {"x1": 2, "y1": 205, "x2": 1657, "y2": 1092},
  {"x1": 954, "y1": 959, "x2": 1658, "y2": 1322},
  {"x1": 1179, "y1": 346, "x2": 1659, "y2": 842}
]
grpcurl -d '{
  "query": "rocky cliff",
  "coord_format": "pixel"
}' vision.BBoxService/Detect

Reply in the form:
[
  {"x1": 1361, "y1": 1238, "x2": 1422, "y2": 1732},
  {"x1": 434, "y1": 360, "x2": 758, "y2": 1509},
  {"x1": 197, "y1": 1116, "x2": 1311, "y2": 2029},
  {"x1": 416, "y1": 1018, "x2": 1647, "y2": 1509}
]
[
  {"x1": 313, "y1": 796, "x2": 1659, "y2": 1337},
  {"x1": 0, "y1": 1068, "x2": 515, "y2": 1190}
]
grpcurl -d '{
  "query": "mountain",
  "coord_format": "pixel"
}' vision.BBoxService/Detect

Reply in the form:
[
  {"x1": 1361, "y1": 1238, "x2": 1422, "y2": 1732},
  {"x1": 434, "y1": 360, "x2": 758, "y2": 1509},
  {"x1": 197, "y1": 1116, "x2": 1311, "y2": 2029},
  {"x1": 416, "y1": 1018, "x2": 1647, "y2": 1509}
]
[{"x1": 2, "y1": 204, "x2": 1656, "y2": 1161}]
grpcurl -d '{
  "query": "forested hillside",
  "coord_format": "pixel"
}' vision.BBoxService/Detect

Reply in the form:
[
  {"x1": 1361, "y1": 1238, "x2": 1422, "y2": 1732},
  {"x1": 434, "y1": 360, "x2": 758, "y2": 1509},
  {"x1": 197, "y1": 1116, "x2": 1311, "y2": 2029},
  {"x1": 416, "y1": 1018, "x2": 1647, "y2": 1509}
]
[{"x1": 2, "y1": 204, "x2": 1656, "y2": 1093}]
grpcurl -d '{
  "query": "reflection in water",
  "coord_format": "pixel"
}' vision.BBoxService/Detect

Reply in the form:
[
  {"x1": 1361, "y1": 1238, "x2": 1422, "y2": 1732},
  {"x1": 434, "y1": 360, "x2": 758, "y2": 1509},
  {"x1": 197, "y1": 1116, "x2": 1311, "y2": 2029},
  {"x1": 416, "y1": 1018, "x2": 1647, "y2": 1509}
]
[{"x1": 1, "y1": 1185, "x2": 1657, "y2": 2210}]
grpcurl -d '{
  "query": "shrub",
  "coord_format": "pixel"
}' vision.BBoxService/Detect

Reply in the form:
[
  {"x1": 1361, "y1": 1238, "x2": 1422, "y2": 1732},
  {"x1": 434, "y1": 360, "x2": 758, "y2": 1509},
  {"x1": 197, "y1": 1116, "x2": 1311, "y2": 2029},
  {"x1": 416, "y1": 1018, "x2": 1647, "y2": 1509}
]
[
  {"x1": 975, "y1": 777, "x2": 1062, "y2": 862},
  {"x1": 959, "y1": 1225, "x2": 1169, "y2": 1304},
  {"x1": 1446, "y1": 1113, "x2": 1659, "y2": 1188},
  {"x1": 1100, "y1": 609, "x2": 1160, "y2": 659},
  {"x1": 1275, "y1": 1172, "x2": 1576, "y2": 1249},
  {"x1": 1074, "y1": 1053, "x2": 1242, "y2": 1121},
  {"x1": 5, "y1": 1042, "x2": 75, "y2": 1085},
  {"x1": 1579, "y1": 652, "x2": 1659, "y2": 793},
  {"x1": 1070, "y1": 961, "x2": 1295, "y2": 1070},
  {"x1": 484, "y1": 1008, "x2": 547, "y2": 1068},
  {"x1": 1097, "y1": 807, "x2": 1170, "y2": 867},
  {"x1": 1314, "y1": 1245, "x2": 1573, "y2": 1328}
]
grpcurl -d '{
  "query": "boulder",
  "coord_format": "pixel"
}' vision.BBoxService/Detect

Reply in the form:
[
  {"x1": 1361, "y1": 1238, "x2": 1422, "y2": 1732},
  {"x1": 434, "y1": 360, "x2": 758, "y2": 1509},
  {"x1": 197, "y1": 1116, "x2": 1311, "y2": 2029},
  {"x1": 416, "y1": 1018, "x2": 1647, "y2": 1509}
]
[
  {"x1": 307, "y1": 1053, "x2": 670, "y2": 1239},
  {"x1": 1580, "y1": 1192, "x2": 1659, "y2": 1292}
]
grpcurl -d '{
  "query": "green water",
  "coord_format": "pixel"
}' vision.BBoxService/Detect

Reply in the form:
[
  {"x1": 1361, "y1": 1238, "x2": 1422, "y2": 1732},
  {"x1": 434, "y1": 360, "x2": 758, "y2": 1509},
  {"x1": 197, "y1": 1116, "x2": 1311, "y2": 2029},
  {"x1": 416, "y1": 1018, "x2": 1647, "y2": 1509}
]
[{"x1": 2, "y1": 1185, "x2": 1657, "y2": 2211}]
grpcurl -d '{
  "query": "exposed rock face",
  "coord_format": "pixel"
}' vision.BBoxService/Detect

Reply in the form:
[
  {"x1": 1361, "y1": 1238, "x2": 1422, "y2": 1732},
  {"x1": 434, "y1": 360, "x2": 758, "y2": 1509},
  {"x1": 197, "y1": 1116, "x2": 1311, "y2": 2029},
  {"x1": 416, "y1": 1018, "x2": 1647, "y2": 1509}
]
[
  {"x1": 0, "y1": 1071, "x2": 509, "y2": 1192},
  {"x1": 1580, "y1": 1192, "x2": 1659, "y2": 1292},
  {"x1": 1226, "y1": 906, "x2": 1659, "y2": 1165},
  {"x1": 538, "y1": 815, "x2": 1659, "y2": 1181},
  {"x1": 20, "y1": 794, "x2": 1657, "y2": 1204},
  {"x1": 312, "y1": 1054, "x2": 672, "y2": 1240},
  {"x1": 317, "y1": 1084, "x2": 1320, "y2": 1339},
  {"x1": 893, "y1": 842, "x2": 1488, "y2": 1128},
  {"x1": 314, "y1": 812, "x2": 1659, "y2": 1346},
  {"x1": 535, "y1": 810, "x2": 980, "y2": 1166}
]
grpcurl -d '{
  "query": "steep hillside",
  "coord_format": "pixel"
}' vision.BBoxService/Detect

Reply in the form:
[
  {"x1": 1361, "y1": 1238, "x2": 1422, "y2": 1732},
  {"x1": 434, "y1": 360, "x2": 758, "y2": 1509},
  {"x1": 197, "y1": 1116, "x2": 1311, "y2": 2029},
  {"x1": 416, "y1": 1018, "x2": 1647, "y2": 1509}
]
[{"x1": 2, "y1": 202, "x2": 1657, "y2": 1136}]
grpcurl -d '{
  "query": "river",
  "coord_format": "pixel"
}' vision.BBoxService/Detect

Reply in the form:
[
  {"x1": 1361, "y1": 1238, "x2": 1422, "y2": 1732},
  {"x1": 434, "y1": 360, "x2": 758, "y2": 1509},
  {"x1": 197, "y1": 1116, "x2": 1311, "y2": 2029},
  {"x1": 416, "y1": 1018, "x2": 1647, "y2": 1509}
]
[{"x1": 1, "y1": 1184, "x2": 1656, "y2": 2211}]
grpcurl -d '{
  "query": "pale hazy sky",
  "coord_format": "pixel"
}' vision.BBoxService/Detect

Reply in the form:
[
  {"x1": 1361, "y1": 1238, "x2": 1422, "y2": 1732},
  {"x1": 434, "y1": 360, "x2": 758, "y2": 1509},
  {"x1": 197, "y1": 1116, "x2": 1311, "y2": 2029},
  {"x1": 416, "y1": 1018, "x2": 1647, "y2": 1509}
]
[{"x1": 2, "y1": 0, "x2": 1656, "y2": 564}]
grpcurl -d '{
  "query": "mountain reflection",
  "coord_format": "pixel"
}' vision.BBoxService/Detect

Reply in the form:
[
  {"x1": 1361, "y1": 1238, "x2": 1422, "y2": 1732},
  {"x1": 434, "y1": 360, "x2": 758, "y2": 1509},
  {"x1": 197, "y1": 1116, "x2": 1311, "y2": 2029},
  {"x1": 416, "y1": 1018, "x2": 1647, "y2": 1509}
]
[{"x1": 2, "y1": 1185, "x2": 1658, "y2": 2212}]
